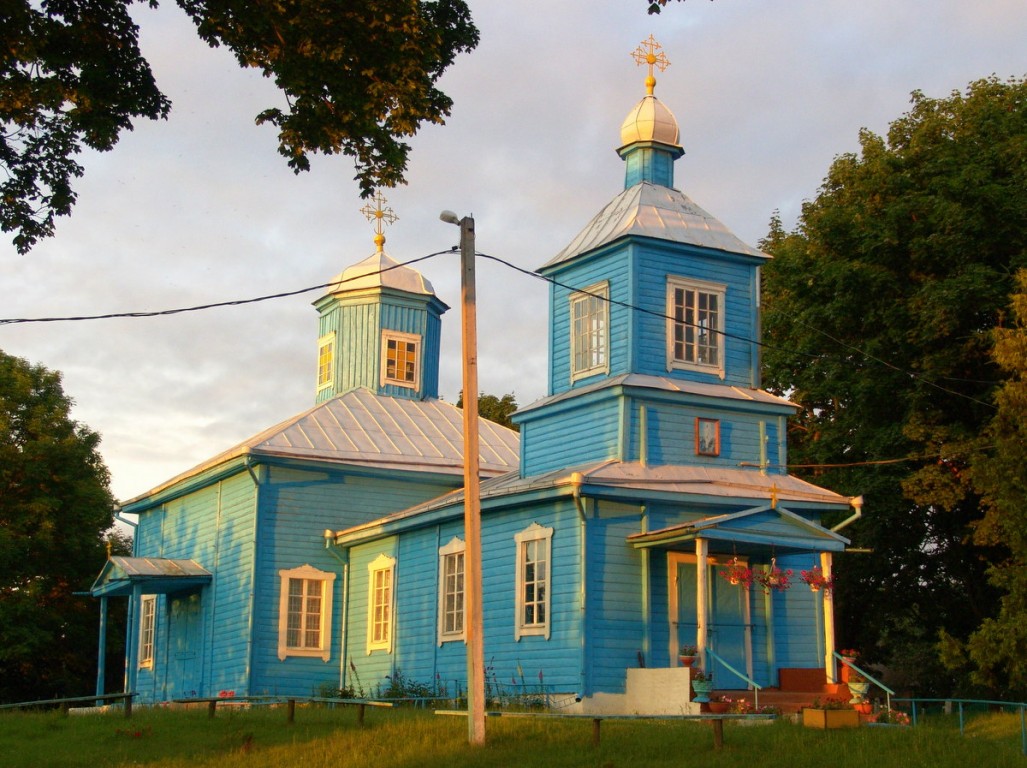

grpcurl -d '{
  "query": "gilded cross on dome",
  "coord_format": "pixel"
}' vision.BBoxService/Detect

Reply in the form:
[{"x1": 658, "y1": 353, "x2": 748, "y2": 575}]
[
  {"x1": 631, "y1": 35, "x2": 670, "y2": 95},
  {"x1": 360, "y1": 191, "x2": 398, "y2": 252}
]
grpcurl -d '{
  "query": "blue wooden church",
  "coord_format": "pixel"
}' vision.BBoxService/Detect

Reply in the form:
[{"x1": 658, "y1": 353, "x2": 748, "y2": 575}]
[{"x1": 92, "y1": 38, "x2": 861, "y2": 713}]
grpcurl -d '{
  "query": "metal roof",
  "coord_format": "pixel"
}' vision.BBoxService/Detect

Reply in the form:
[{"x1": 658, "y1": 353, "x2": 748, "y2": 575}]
[
  {"x1": 123, "y1": 389, "x2": 520, "y2": 503},
  {"x1": 90, "y1": 557, "x2": 212, "y2": 597},
  {"x1": 541, "y1": 181, "x2": 768, "y2": 270},
  {"x1": 330, "y1": 459, "x2": 851, "y2": 544},
  {"x1": 326, "y1": 251, "x2": 437, "y2": 297},
  {"x1": 515, "y1": 373, "x2": 796, "y2": 417}
]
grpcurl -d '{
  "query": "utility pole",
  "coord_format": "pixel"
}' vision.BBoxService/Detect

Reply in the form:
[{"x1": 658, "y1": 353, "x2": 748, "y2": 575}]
[{"x1": 441, "y1": 210, "x2": 485, "y2": 744}]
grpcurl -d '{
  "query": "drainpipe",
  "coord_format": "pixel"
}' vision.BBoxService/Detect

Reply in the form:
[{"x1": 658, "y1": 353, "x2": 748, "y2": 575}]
[
  {"x1": 831, "y1": 495, "x2": 864, "y2": 532},
  {"x1": 325, "y1": 530, "x2": 350, "y2": 691},
  {"x1": 571, "y1": 473, "x2": 588, "y2": 701},
  {"x1": 113, "y1": 504, "x2": 137, "y2": 530}
]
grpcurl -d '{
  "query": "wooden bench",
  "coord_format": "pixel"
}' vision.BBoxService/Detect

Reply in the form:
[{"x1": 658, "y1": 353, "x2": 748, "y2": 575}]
[{"x1": 435, "y1": 710, "x2": 775, "y2": 748}]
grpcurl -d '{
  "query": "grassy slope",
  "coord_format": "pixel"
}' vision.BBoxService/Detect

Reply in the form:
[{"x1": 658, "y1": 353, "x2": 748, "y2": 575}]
[{"x1": 0, "y1": 706, "x2": 1022, "y2": 768}]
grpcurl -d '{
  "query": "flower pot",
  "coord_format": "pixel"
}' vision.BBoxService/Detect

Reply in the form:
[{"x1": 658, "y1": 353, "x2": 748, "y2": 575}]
[
  {"x1": 803, "y1": 708, "x2": 860, "y2": 729},
  {"x1": 679, "y1": 655, "x2": 696, "y2": 667},
  {"x1": 848, "y1": 681, "x2": 870, "y2": 703},
  {"x1": 691, "y1": 680, "x2": 713, "y2": 703},
  {"x1": 853, "y1": 702, "x2": 872, "y2": 715},
  {"x1": 707, "y1": 701, "x2": 730, "y2": 714}
]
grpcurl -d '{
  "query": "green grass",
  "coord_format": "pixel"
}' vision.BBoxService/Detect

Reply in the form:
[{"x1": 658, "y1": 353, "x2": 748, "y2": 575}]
[{"x1": 0, "y1": 706, "x2": 1023, "y2": 768}]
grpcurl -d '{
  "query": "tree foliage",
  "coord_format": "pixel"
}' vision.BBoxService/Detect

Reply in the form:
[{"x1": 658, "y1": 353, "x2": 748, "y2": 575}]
[
  {"x1": 455, "y1": 391, "x2": 519, "y2": 431},
  {"x1": 955, "y1": 269, "x2": 1027, "y2": 696},
  {"x1": 760, "y1": 77, "x2": 1027, "y2": 695},
  {"x1": 0, "y1": 0, "x2": 478, "y2": 253},
  {"x1": 0, "y1": 349, "x2": 127, "y2": 702}
]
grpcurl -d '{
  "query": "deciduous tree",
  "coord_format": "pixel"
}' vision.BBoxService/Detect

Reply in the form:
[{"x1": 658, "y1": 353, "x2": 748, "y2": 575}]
[
  {"x1": 0, "y1": 349, "x2": 127, "y2": 702},
  {"x1": 1, "y1": 0, "x2": 478, "y2": 253},
  {"x1": 760, "y1": 77, "x2": 1027, "y2": 695},
  {"x1": 954, "y1": 269, "x2": 1027, "y2": 696}
]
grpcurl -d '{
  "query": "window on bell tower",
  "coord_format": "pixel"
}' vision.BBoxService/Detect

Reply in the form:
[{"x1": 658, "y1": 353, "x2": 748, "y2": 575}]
[
  {"x1": 381, "y1": 330, "x2": 420, "y2": 389},
  {"x1": 317, "y1": 333, "x2": 335, "y2": 391},
  {"x1": 570, "y1": 282, "x2": 609, "y2": 381},
  {"x1": 666, "y1": 276, "x2": 725, "y2": 377}
]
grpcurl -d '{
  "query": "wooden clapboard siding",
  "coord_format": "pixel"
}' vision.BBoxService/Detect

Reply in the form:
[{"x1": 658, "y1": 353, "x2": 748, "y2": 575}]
[
  {"x1": 548, "y1": 252, "x2": 631, "y2": 395},
  {"x1": 345, "y1": 537, "x2": 399, "y2": 692},
  {"x1": 633, "y1": 244, "x2": 759, "y2": 387},
  {"x1": 585, "y1": 502, "x2": 648, "y2": 694},
  {"x1": 250, "y1": 464, "x2": 460, "y2": 698},
  {"x1": 521, "y1": 397, "x2": 620, "y2": 476},
  {"x1": 316, "y1": 290, "x2": 444, "y2": 402}
]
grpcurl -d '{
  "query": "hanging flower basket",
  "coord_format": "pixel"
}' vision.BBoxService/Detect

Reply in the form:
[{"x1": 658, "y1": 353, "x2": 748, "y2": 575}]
[
  {"x1": 718, "y1": 557, "x2": 754, "y2": 590},
  {"x1": 754, "y1": 558, "x2": 793, "y2": 593},
  {"x1": 800, "y1": 565, "x2": 835, "y2": 594}
]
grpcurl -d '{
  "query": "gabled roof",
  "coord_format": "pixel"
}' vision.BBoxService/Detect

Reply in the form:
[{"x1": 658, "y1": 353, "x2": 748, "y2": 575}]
[
  {"x1": 123, "y1": 389, "x2": 520, "y2": 504},
  {"x1": 541, "y1": 181, "x2": 768, "y2": 270},
  {"x1": 90, "y1": 557, "x2": 212, "y2": 597},
  {"x1": 627, "y1": 504, "x2": 850, "y2": 553}
]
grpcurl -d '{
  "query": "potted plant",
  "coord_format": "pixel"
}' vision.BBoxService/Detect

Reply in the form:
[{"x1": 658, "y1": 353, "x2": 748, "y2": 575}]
[
  {"x1": 847, "y1": 670, "x2": 871, "y2": 703},
  {"x1": 719, "y1": 557, "x2": 754, "y2": 590},
  {"x1": 837, "y1": 648, "x2": 859, "y2": 683},
  {"x1": 690, "y1": 669, "x2": 714, "y2": 703},
  {"x1": 754, "y1": 558, "x2": 793, "y2": 593},
  {"x1": 802, "y1": 697, "x2": 860, "y2": 729},
  {"x1": 706, "y1": 694, "x2": 730, "y2": 714},
  {"x1": 800, "y1": 565, "x2": 834, "y2": 593},
  {"x1": 678, "y1": 644, "x2": 699, "y2": 667}
]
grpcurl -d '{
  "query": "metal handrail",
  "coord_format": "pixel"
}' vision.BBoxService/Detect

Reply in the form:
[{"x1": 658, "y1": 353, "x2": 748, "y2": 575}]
[
  {"x1": 893, "y1": 697, "x2": 1027, "y2": 756},
  {"x1": 705, "y1": 646, "x2": 762, "y2": 710},
  {"x1": 834, "y1": 652, "x2": 893, "y2": 712}
]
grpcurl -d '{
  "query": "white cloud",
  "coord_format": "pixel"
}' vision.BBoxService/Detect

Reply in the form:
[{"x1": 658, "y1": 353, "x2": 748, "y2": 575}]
[{"x1": 2, "y1": 0, "x2": 1025, "y2": 500}]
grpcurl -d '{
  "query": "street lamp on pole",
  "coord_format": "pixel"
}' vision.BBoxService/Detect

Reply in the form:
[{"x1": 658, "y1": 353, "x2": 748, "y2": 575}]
[{"x1": 440, "y1": 210, "x2": 485, "y2": 745}]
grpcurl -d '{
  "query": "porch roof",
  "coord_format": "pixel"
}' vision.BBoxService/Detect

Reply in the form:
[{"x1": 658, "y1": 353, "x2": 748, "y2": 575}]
[
  {"x1": 627, "y1": 503, "x2": 849, "y2": 554},
  {"x1": 90, "y1": 557, "x2": 213, "y2": 598}
]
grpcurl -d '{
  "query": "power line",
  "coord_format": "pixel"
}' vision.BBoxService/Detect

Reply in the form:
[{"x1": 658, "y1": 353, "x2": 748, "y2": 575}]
[
  {"x1": 1, "y1": 245, "x2": 998, "y2": 413},
  {"x1": 0, "y1": 251, "x2": 454, "y2": 326}
]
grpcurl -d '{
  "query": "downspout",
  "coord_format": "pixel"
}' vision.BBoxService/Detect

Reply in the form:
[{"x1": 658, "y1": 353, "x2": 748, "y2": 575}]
[
  {"x1": 831, "y1": 495, "x2": 864, "y2": 532},
  {"x1": 113, "y1": 505, "x2": 138, "y2": 530},
  {"x1": 571, "y1": 472, "x2": 588, "y2": 700},
  {"x1": 325, "y1": 530, "x2": 350, "y2": 691}
]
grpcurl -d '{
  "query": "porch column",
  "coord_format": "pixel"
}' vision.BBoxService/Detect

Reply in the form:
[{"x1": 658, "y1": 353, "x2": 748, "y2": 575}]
[
  {"x1": 95, "y1": 596, "x2": 108, "y2": 697},
  {"x1": 821, "y1": 552, "x2": 836, "y2": 683},
  {"x1": 696, "y1": 538, "x2": 709, "y2": 666}
]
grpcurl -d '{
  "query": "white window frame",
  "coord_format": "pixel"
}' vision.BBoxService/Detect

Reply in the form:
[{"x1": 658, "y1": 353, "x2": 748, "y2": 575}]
[
  {"x1": 437, "y1": 537, "x2": 466, "y2": 644},
  {"x1": 367, "y1": 553, "x2": 397, "y2": 654},
  {"x1": 277, "y1": 564, "x2": 336, "y2": 661},
  {"x1": 570, "y1": 282, "x2": 610, "y2": 381},
  {"x1": 380, "y1": 330, "x2": 420, "y2": 389},
  {"x1": 666, "y1": 276, "x2": 726, "y2": 378},
  {"x1": 138, "y1": 594, "x2": 156, "y2": 669},
  {"x1": 317, "y1": 332, "x2": 335, "y2": 391},
  {"x1": 514, "y1": 523, "x2": 554, "y2": 641}
]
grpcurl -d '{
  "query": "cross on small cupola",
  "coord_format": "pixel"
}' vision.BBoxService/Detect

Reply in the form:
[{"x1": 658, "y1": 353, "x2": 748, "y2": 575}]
[
  {"x1": 360, "y1": 191, "x2": 398, "y2": 253},
  {"x1": 631, "y1": 34, "x2": 670, "y2": 96}
]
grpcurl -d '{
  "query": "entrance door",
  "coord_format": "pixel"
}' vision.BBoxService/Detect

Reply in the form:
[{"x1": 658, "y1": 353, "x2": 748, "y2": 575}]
[
  {"x1": 669, "y1": 553, "x2": 751, "y2": 687},
  {"x1": 166, "y1": 592, "x2": 203, "y2": 699}
]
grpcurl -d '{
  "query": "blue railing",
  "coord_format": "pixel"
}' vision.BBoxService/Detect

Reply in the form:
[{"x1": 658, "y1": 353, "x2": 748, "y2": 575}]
[
  {"x1": 894, "y1": 697, "x2": 1027, "y2": 756},
  {"x1": 705, "y1": 646, "x2": 762, "y2": 710},
  {"x1": 834, "y1": 652, "x2": 894, "y2": 712}
]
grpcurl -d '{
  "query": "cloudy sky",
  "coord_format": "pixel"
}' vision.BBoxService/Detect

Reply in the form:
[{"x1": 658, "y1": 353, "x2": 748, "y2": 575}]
[{"x1": 3, "y1": 0, "x2": 1026, "y2": 503}]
